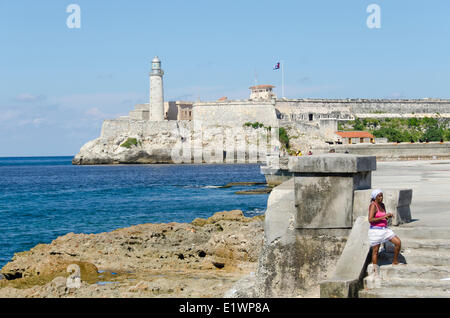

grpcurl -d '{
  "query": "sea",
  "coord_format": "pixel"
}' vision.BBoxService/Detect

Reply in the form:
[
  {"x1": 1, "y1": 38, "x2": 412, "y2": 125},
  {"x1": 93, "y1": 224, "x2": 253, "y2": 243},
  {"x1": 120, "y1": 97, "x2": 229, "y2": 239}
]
[{"x1": 0, "y1": 156, "x2": 269, "y2": 268}]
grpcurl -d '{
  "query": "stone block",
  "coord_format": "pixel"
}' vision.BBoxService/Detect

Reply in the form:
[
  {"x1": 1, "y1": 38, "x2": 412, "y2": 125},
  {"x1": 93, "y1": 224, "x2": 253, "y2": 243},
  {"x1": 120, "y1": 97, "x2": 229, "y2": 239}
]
[
  {"x1": 256, "y1": 231, "x2": 347, "y2": 297},
  {"x1": 320, "y1": 279, "x2": 360, "y2": 298},
  {"x1": 264, "y1": 178, "x2": 296, "y2": 244},
  {"x1": 294, "y1": 175, "x2": 353, "y2": 228},
  {"x1": 352, "y1": 171, "x2": 372, "y2": 190},
  {"x1": 129, "y1": 110, "x2": 150, "y2": 121},
  {"x1": 288, "y1": 154, "x2": 376, "y2": 174},
  {"x1": 353, "y1": 188, "x2": 412, "y2": 226}
]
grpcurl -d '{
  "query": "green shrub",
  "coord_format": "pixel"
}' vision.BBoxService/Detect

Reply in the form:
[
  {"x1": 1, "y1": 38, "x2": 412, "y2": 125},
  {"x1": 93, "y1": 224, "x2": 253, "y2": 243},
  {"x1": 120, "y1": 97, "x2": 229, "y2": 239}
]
[
  {"x1": 422, "y1": 126, "x2": 443, "y2": 141},
  {"x1": 120, "y1": 137, "x2": 138, "y2": 148},
  {"x1": 353, "y1": 117, "x2": 365, "y2": 131},
  {"x1": 243, "y1": 122, "x2": 265, "y2": 129},
  {"x1": 279, "y1": 127, "x2": 289, "y2": 149},
  {"x1": 345, "y1": 117, "x2": 449, "y2": 142},
  {"x1": 443, "y1": 129, "x2": 450, "y2": 141},
  {"x1": 373, "y1": 127, "x2": 404, "y2": 142},
  {"x1": 407, "y1": 118, "x2": 419, "y2": 127}
]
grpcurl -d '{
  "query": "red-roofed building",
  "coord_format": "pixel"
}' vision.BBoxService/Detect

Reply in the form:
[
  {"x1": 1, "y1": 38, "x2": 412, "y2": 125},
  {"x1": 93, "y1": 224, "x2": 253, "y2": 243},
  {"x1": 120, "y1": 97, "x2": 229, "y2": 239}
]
[{"x1": 335, "y1": 131, "x2": 375, "y2": 144}]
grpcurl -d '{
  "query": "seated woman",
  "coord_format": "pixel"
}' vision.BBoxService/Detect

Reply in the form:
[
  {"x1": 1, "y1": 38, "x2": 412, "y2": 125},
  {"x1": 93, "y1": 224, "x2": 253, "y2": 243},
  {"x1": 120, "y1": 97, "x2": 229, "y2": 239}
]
[{"x1": 368, "y1": 189, "x2": 402, "y2": 267}]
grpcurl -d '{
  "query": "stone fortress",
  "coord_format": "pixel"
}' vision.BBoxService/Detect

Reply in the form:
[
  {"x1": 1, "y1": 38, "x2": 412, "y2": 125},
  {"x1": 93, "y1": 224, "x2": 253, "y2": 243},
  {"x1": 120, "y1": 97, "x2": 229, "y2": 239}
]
[{"x1": 72, "y1": 57, "x2": 450, "y2": 165}]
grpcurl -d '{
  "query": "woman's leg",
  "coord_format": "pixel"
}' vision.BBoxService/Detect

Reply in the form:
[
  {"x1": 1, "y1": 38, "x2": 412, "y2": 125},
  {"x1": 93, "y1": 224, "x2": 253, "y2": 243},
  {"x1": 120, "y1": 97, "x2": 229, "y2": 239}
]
[
  {"x1": 371, "y1": 244, "x2": 380, "y2": 266},
  {"x1": 389, "y1": 236, "x2": 402, "y2": 265}
]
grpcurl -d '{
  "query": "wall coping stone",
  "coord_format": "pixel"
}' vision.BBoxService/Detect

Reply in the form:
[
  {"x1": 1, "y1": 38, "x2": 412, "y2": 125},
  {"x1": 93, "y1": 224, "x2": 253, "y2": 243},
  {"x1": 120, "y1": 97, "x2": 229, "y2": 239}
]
[{"x1": 288, "y1": 154, "x2": 377, "y2": 173}]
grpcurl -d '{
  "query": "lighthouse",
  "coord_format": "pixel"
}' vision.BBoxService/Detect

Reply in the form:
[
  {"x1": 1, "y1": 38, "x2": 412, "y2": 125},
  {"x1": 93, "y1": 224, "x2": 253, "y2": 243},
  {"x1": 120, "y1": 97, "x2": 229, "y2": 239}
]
[{"x1": 150, "y1": 56, "x2": 165, "y2": 121}]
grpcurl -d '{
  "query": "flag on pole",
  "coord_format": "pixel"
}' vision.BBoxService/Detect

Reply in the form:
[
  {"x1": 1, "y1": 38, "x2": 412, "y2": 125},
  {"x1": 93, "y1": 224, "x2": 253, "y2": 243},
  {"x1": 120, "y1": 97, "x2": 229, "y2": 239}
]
[{"x1": 273, "y1": 62, "x2": 280, "y2": 70}]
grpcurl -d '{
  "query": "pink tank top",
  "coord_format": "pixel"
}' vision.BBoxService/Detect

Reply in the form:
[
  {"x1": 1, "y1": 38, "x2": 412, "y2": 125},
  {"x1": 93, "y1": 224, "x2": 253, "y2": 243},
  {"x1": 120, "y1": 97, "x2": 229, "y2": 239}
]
[{"x1": 369, "y1": 202, "x2": 387, "y2": 227}]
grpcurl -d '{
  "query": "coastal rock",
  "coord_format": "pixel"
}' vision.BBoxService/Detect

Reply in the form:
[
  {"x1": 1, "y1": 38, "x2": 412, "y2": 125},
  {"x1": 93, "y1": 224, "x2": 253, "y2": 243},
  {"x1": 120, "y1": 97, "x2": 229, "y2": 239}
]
[
  {"x1": 44, "y1": 276, "x2": 68, "y2": 297},
  {"x1": 72, "y1": 122, "x2": 316, "y2": 165},
  {"x1": 0, "y1": 210, "x2": 264, "y2": 298},
  {"x1": 66, "y1": 264, "x2": 82, "y2": 289}
]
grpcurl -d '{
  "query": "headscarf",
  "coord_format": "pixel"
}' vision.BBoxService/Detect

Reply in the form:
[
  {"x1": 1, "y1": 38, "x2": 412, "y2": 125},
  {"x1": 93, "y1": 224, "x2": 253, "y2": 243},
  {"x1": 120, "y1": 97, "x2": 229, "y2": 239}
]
[{"x1": 371, "y1": 189, "x2": 383, "y2": 201}]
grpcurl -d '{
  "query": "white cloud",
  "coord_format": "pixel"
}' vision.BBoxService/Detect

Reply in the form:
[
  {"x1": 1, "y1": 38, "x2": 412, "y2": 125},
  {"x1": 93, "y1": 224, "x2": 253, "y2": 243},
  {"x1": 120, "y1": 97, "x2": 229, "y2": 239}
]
[
  {"x1": 32, "y1": 118, "x2": 45, "y2": 125},
  {"x1": 0, "y1": 109, "x2": 22, "y2": 123},
  {"x1": 13, "y1": 93, "x2": 47, "y2": 103},
  {"x1": 84, "y1": 107, "x2": 118, "y2": 121}
]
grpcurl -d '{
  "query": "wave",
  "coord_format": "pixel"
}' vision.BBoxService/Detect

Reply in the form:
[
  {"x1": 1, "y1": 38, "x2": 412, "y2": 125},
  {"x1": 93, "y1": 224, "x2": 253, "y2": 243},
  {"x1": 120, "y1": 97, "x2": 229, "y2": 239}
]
[
  {"x1": 178, "y1": 185, "x2": 221, "y2": 189},
  {"x1": 243, "y1": 208, "x2": 266, "y2": 217}
]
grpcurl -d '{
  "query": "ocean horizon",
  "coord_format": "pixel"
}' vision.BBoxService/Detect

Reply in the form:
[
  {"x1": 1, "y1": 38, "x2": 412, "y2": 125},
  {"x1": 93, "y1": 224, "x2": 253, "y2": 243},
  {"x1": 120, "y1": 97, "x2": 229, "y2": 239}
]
[{"x1": 0, "y1": 156, "x2": 268, "y2": 268}]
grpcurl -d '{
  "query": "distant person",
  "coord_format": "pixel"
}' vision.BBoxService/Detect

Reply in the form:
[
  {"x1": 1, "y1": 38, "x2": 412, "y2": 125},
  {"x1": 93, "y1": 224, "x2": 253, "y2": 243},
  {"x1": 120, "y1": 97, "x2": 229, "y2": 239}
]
[
  {"x1": 329, "y1": 149, "x2": 336, "y2": 153},
  {"x1": 344, "y1": 150, "x2": 349, "y2": 154},
  {"x1": 440, "y1": 138, "x2": 444, "y2": 143},
  {"x1": 296, "y1": 150, "x2": 302, "y2": 156},
  {"x1": 307, "y1": 151, "x2": 312, "y2": 155},
  {"x1": 419, "y1": 139, "x2": 423, "y2": 143},
  {"x1": 368, "y1": 189, "x2": 402, "y2": 269}
]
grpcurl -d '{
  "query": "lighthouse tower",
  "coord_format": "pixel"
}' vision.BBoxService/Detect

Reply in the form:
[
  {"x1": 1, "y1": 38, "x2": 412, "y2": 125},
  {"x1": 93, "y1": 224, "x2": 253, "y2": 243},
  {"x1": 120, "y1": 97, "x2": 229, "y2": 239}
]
[{"x1": 150, "y1": 56, "x2": 165, "y2": 121}]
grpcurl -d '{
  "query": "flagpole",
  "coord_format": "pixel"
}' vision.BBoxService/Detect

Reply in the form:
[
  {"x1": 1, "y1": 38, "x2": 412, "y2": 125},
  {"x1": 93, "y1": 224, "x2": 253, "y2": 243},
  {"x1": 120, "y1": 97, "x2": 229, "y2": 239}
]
[{"x1": 281, "y1": 60, "x2": 285, "y2": 98}]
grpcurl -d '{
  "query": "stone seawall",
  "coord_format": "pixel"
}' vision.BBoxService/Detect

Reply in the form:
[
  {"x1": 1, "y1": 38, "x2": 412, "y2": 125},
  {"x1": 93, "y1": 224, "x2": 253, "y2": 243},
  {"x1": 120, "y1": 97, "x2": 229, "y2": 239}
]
[{"x1": 311, "y1": 142, "x2": 450, "y2": 161}]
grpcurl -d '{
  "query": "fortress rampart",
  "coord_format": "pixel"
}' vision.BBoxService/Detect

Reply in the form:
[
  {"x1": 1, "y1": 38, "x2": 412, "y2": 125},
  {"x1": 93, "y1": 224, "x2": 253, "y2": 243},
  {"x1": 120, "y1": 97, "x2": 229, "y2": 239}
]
[
  {"x1": 193, "y1": 100, "x2": 279, "y2": 127},
  {"x1": 275, "y1": 98, "x2": 450, "y2": 122}
]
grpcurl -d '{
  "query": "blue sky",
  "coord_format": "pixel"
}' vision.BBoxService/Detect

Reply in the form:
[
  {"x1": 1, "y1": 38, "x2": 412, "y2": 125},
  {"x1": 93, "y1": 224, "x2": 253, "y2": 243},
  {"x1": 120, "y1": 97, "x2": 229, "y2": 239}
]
[{"x1": 1, "y1": 0, "x2": 450, "y2": 156}]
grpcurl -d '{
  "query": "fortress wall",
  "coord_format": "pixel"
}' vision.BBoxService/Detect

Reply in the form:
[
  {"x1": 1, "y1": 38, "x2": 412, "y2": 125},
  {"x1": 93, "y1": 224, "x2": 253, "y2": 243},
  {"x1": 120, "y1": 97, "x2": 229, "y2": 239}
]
[
  {"x1": 101, "y1": 118, "x2": 193, "y2": 141},
  {"x1": 193, "y1": 101, "x2": 279, "y2": 127},
  {"x1": 276, "y1": 99, "x2": 450, "y2": 118},
  {"x1": 101, "y1": 118, "x2": 130, "y2": 140},
  {"x1": 142, "y1": 120, "x2": 192, "y2": 137},
  {"x1": 276, "y1": 100, "x2": 351, "y2": 115}
]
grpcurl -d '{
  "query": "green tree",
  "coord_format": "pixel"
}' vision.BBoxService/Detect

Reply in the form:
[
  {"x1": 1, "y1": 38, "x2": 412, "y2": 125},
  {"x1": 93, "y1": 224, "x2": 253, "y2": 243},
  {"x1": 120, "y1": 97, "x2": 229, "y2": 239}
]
[
  {"x1": 353, "y1": 117, "x2": 365, "y2": 131},
  {"x1": 422, "y1": 126, "x2": 443, "y2": 141},
  {"x1": 279, "y1": 127, "x2": 289, "y2": 149},
  {"x1": 373, "y1": 127, "x2": 404, "y2": 142}
]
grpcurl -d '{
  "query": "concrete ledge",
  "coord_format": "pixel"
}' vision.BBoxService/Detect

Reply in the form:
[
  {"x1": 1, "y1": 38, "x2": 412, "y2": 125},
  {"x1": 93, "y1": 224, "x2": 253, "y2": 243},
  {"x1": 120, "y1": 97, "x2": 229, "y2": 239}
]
[
  {"x1": 288, "y1": 154, "x2": 376, "y2": 174},
  {"x1": 312, "y1": 142, "x2": 450, "y2": 161},
  {"x1": 320, "y1": 217, "x2": 372, "y2": 297},
  {"x1": 264, "y1": 178, "x2": 296, "y2": 244},
  {"x1": 320, "y1": 278, "x2": 361, "y2": 298}
]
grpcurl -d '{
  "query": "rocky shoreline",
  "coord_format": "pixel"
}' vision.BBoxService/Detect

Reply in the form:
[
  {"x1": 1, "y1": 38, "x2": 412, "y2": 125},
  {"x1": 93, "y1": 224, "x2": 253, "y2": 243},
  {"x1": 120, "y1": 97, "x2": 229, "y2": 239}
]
[{"x1": 0, "y1": 210, "x2": 264, "y2": 298}]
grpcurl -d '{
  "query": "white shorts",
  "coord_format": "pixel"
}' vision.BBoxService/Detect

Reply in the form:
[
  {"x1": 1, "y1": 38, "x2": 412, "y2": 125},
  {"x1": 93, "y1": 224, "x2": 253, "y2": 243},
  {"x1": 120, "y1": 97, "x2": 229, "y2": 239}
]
[{"x1": 368, "y1": 227, "x2": 396, "y2": 247}]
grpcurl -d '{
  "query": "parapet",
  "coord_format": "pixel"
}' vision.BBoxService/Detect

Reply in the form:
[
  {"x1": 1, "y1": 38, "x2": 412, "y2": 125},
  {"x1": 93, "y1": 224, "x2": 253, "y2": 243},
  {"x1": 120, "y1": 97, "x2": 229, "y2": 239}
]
[{"x1": 288, "y1": 153, "x2": 376, "y2": 174}]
